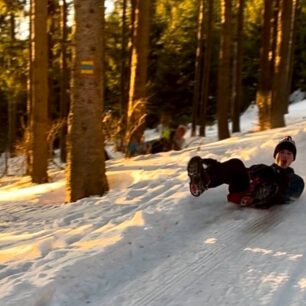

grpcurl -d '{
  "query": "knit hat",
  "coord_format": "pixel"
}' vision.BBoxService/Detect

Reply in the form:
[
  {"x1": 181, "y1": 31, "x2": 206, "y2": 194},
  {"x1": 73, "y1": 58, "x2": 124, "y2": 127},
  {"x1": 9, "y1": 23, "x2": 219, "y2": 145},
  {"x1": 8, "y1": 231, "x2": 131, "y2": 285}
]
[{"x1": 273, "y1": 136, "x2": 296, "y2": 160}]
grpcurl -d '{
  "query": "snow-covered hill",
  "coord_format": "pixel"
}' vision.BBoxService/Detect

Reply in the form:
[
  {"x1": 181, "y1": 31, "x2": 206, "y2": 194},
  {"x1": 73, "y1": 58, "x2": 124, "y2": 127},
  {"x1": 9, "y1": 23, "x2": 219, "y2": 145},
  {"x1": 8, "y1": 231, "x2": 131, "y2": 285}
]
[{"x1": 0, "y1": 100, "x2": 306, "y2": 306}]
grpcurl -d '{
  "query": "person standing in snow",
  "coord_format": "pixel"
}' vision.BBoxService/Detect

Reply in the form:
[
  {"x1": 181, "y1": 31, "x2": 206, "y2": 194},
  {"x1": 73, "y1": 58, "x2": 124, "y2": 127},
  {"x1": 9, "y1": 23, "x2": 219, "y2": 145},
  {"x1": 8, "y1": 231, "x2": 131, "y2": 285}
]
[{"x1": 187, "y1": 136, "x2": 304, "y2": 208}]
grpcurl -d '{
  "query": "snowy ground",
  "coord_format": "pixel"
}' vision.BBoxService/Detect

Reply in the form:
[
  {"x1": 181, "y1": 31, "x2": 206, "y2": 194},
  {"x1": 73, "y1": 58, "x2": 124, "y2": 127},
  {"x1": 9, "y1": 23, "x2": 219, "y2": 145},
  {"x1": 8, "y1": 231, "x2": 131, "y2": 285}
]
[{"x1": 1, "y1": 99, "x2": 306, "y2": 306}]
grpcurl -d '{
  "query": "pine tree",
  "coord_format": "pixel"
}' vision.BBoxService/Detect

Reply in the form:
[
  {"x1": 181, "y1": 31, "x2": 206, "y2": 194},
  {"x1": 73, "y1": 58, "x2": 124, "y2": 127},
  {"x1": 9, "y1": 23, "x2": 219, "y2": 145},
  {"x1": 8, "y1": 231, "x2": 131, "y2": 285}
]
[
  {"x1": 217, "y1": 0, "x2": 231, "y2": 140},
  {"x1": 29, "y1": 0, "x2": 49, "y2": 183},
  {"x1": 65, "y1": 0, "x2": 108, "y2": 202}
]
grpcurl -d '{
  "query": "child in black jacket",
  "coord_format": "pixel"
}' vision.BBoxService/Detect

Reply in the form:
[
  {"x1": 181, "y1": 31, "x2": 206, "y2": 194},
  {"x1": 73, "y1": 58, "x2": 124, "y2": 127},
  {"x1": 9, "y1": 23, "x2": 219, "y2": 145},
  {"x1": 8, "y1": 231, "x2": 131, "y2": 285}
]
[{"x1": 187, "y1": 136, "x2": 304, "y2": 207}]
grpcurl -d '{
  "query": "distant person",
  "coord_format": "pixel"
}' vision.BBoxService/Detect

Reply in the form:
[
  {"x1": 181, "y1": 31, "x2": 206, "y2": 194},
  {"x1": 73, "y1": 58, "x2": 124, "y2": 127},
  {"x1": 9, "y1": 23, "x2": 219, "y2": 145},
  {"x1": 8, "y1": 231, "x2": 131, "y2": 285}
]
[
  {"x1": 187, "y1": 136, "x2": 304, "y2": 208},
  {"x1": 171, "y1": 125, "x2": 186, "y2": 151},
  {"x1": 127, "y1": 136, "x2": 140, "y2": 157},
  {"x1": 159, "y1": 113, "x2": 171, "y2": 141},
  {"x1": 151, "y1": 125, "x2": 187, "y2": 154}
]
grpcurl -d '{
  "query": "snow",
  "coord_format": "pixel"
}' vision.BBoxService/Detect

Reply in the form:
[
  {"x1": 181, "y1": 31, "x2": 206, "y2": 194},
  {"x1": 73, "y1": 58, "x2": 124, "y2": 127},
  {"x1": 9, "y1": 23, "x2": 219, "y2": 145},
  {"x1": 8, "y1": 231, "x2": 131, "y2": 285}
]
[{"x1": 1, "y1": 98, "x2": 306, "y2": 306}]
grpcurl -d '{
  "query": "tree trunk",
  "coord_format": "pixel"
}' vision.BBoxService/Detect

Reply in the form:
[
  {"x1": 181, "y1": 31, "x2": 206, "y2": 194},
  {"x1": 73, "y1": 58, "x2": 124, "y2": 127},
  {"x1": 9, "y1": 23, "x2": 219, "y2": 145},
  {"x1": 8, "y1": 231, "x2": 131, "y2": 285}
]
[
  {"x1": 8, "y1": 12, "x2": 17, "y2": 156},
  {"x1": 255, "y1": 0, "x2": 274, "y2": 130},
  {"x1": 59, "y1": 0, "x2": 69, "y2": 162},
  {"x1": 217, "y1": 0, "x2": 231, "y2": 140},
  {"x1": 66, "y1": 0, "x2": 108, "y2": 202},
  {"x1": 125, "y1": 0, "x2": 151, "y2": 153},
  {"x1": 231, "y1": 0, "x2": 244, "y2": 133},
  {"x1": 199, "y1": 0, "x2": 214, "y2": 137},
  {"x1": 8, "y1": 99, "x2": 16, "y2": 157},
  {"x1": 118, "y1": 0, "x2": 129, "y2": 149},
  {"x1": 29, "y1": 0, "x2": 49, "y2": 183},
  {"x1": 286, "y1": 0, "x2": 298, "y2": 102},
  {"x1": 26, "y1": 0, "x2": 34, "y2": 176},
  {"x1": 48, "y1": 0, "x2": 57, "y2": 120},
  {"x1": 271, "y1": 0, "x2": 294, "y2": 128},
  {"x1": 192, "y1": 0, "x2": 204, "y2": 137}
]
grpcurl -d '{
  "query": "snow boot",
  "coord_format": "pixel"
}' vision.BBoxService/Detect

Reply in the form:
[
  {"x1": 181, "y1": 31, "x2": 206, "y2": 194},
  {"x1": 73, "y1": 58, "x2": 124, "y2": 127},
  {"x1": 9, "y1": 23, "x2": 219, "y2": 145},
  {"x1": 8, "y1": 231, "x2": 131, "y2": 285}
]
[{"x1": 187, "y1": 156, "x2": 211, "y2": 197}]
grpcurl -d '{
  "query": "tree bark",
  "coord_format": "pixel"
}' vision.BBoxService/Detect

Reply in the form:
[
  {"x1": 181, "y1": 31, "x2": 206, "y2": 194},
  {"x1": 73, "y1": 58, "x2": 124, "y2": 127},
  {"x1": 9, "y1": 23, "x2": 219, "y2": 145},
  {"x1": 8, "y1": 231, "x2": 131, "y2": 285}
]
[
  {"x1": 191, "y1": 0, "x2": 205, "y2": 136},
  {"x1": 286, "y1": 0, "x2": 298, "y2": 102},
  {"x1": 217, "y1": 0, "x2": 231, "y2": 140},
  {"x1": 255, "y1": 0, "x2": 274, "y2": 130},
  {"x1": 59, "y1": 0, "x2": 69, "y2": 163},
  {"x1": 271, "y1": 0, "x2": 294, "y2": 128},
  {"x1": 231, "y1": 0, "x2": 244, "y2": 133},
  {"x1": 125, "y1": 0, "x2": 151, "y2": 152},
  {"x1": 8, "y1": 12, "x2": 17, "y2": 156},
  {"x1": 66, "y1": 0, "x2": 108, "y2": 202},
  {"x1": 192, "y1": 0, "x2": 205, "y2": 137},
  {"x1": 29, "y1": 0, "x2": 49, "y2": 183},
  {"x1": 118, "y1": 0, "x2": 129, "y2": 149},
  {"x1": 199, "y1": 0, "x2": 214, "y2": 137}
]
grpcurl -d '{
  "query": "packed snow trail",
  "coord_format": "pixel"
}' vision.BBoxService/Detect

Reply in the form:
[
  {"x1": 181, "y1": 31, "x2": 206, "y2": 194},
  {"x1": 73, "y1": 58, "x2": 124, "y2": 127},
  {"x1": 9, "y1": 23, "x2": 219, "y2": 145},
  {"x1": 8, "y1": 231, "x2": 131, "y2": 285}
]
[{"x1": 0, "y1": 109, "x2": 306, "y2": 305}]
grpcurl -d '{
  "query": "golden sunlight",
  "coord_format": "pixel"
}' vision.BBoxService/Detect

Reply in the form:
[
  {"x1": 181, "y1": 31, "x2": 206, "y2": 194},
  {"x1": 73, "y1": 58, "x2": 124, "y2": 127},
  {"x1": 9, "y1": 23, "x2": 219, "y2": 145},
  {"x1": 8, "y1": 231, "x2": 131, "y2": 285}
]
[
  {"x1": 0, "y1": 180, "x2": 65, "y2": 204},
  {"x1": 204, "y1": 238, "x2": 217, "y2": 244},
  {"x1": 73, "y1": 211, "x2": 144, "y2": 250}
]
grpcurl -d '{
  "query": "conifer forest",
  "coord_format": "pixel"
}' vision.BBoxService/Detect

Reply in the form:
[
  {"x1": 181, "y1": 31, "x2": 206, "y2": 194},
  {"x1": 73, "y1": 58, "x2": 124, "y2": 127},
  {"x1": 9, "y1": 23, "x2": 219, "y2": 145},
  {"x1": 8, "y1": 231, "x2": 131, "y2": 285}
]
[{"x1": 0, "y1": 0, "x2": 306, "y2": 201}]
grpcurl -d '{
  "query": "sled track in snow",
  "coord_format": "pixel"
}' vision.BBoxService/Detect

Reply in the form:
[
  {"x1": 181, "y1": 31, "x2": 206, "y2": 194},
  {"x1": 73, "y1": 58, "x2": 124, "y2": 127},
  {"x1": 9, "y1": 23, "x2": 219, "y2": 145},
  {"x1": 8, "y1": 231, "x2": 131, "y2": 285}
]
[{"x1": 132, "y1": 207, "x2": 285, "y2": 306}]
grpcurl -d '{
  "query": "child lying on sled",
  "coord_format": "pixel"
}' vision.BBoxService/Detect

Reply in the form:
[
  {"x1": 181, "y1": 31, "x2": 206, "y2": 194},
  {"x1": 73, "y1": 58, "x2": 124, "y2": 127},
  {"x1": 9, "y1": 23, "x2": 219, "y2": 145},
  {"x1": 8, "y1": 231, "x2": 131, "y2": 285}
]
[{"x1": 187, "y1": 136, "x2": 304, "y2": 208}]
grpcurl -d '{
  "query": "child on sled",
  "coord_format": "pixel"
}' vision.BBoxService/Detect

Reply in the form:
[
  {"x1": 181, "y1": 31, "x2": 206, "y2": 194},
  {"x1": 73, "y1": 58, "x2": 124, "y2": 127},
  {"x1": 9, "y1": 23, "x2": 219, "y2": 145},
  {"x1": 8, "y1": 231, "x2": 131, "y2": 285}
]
[{"x1": 187, "y1": 136, "x2": 304, "y2": 208}]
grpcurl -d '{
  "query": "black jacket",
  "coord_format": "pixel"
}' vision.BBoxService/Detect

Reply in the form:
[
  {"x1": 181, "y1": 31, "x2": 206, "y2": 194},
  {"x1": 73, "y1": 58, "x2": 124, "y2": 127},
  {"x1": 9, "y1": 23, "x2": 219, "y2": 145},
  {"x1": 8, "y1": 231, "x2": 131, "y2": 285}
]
[{"x1": 249, "y1": 163, "x2": 302, "y2": 204}]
